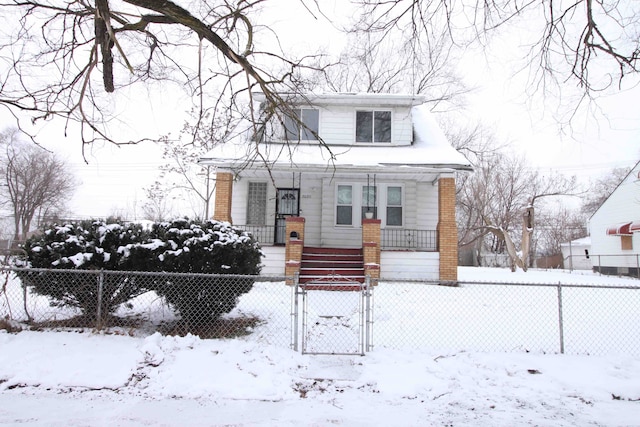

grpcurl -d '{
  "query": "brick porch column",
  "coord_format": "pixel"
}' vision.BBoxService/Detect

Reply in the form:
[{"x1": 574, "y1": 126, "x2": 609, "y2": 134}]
[
  {"x1": 213, "y1": 171, "x2": 233, "y2": 223},
  {"x1": 437, "y1": 175, "x2": 458, "y2": 283},
  {"x1": 285, "y1": 217, "x2": 305, "y2": 285},
  {"x1": 362, "y1": 218, "x2": 381, "y2": 283}
]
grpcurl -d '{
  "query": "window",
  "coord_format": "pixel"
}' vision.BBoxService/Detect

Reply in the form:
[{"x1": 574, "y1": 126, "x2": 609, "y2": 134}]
[
  {"x1": 356, "y1": 110, "x2": 391, "y2": 143},
  {"x1": 336, "y1": 185, "x2": 353, "y2": 225},
  {"x1": 621, "y1": 235, "x2": 633, "y2": 250},
  {"x1": 284, "y1": 108, "x2": 319, "y2": 141},
  {"x1": 361, "y1": 185, "x2": 377, "y2": 219},
  {"x1": 246, "y1": 182, "x2": 267, "y2": 225},
  {"x1": 386, "y1": 186, "x2": 403, "y2": 226}
]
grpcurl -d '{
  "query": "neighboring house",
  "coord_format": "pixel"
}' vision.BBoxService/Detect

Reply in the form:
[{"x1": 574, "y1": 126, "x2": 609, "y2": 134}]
[
  {"x1": 559, "y1": 237, "x2": 592, "y2": 271},
  {"x1": 199, "y1": 93, "x2": 472, "y2": 283},
  {"x1": 589, "y1": 160, "x2": 640, "y2": 277}
]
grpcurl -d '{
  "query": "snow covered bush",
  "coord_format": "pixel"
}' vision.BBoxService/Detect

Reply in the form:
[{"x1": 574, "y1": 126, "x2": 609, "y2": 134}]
[
  {"x1": 144, "y1": 219, "x2": 262, "y2": 328},
  {"x1": 18, "y1": 220, "x2": 151, "y2": 321},
  {"x1": 18, "y1": 219, "x2": 263, "y2": 329}
]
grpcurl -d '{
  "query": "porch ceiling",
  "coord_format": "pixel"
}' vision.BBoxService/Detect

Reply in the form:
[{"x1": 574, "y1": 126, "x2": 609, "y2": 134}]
[{"x1": 229, "y1": 166, "x2": 445, "y2": 183}]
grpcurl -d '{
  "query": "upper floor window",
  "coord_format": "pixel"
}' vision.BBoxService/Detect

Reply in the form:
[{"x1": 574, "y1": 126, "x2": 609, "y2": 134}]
[
  {"x1": 356, "y1": 110, "x2": 391, "y2": 143},
  {"x1": 284, "y1": 108, "x2": 319, "y2": 141}
]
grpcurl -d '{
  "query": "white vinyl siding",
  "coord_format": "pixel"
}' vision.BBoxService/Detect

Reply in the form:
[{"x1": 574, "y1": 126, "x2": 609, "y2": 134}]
[
  {"x1": 292, "y1": 105, "x2": 413, "y2": 146},
  {"x1": 590, "y1": 162, "x2": 640, "y2": 268}
]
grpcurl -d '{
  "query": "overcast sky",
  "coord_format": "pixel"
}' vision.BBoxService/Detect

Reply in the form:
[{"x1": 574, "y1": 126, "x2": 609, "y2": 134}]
[{"x1": 1, "y1": 1, "x2": 639, "y2": 221}]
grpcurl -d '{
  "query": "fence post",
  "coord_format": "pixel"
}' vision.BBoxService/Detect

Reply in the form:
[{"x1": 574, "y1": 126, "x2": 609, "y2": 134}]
[
  {"x1": 365, "y1": 275, "x2": 372, "y2": 352},
  {"x1": 96, "y1": 270, "x2": 104, "y2": 330},
  {"x1": 557, "y1": 282, "x2": 565, "y2": 354},
  {"x1": 291, "y1": 272, "x2": 299, "y2": 352},
  {"x1": 637, "y1": 255, "x2": 639, "y2": 279}
]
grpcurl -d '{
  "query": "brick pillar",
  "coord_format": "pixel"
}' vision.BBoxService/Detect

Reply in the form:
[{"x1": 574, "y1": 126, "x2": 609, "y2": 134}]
[
  {"x1": 437, "y1": 176, "x2": 458, "y2": 284},
  {"x1": 362, "y1": 218, "x2": 381, "y2": 283},
  {"x1": 213, "y1": 171, "x2": 233, "y2": 223},
  {"x1": 285, "y1": 217, "x2": 305, "y2": 285}
]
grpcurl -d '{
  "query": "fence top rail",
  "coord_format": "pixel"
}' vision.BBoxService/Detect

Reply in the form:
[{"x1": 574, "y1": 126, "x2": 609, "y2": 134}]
[
  {"x1": 2, "y1": 266, "x2": 290, "y2": 282},
  {"x1": 377, "y1": 279, "x2": 640, "y2": 290},
  {"x1": 589, "y1": 253, "x2": 640, "y2": 257},
  {"x1": 458, "y1": 280, "x2": 640, "y2": 290}
]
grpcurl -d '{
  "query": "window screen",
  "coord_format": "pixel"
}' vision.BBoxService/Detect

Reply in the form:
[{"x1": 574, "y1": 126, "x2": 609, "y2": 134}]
[{"x1": 247, "y1": 182, "x2": 267, "y2": 225}]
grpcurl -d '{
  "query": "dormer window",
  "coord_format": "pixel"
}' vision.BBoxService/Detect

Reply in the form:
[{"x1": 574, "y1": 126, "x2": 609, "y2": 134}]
[
  {"x1": 356, "y1": 110, "x2": 392, "y2": 143},
  {"x1": 284, "y1": 108, "x2": 319, "y2": 141}
]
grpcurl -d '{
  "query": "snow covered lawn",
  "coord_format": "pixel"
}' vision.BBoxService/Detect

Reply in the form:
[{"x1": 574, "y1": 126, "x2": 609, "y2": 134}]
[{"x1": 0, "y1": 267, "x2": 639, "y2": 425}]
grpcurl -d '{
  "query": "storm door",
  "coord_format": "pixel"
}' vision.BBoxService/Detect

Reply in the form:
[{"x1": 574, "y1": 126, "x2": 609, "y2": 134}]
[{"x1": 275, "y1": 188, "x2": 300, "y2": 244}]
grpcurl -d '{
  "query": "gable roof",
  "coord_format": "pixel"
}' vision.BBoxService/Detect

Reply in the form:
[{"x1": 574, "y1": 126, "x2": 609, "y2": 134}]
[
  {"x1": 589, "y1": 159, "x2": 640, "y2": 221},
  {"x1": 199, "y1": 97, "x2": 472, "y2": 174}
]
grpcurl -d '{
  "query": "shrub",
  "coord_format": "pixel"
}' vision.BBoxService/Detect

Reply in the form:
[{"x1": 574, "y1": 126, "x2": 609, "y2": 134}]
[
  {"x1": 18, "y1": 219, "x2": 263, "y2": 328},
  {"x1": 18, "y1": 220, "x2": 150, "y2": 321},
  {"x1": 145, "y1": 219, "x2": 262, "y2": 327}
]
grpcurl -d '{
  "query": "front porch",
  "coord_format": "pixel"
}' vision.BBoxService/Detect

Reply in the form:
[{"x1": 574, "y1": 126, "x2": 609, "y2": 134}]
[{"x1": 213, "y1": 170, "x2": 459, "y2": 283}]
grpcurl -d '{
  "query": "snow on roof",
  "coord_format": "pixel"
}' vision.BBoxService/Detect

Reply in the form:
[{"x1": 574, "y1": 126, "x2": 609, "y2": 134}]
[
  {"x1": 199, "y1": 102, "x2": 472, "y2": 173},
  {"x1": 560, "y1": 236, "x2": 591, "y2": 246}
]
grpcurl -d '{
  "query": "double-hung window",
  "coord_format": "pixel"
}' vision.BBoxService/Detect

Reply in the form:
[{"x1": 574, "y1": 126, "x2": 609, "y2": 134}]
[
  {"x1": 284, "y1": 108, "x2": 319, "y2": 141},
  {"x1": 386, "y1": 186, "x2": 403, "y2": 226},
  {"x1": 356, "y1": 110, "x2": 392, "y2": 143},
  {"x1": 336, "y1": 185, "x2": 353, "y2": 225}
]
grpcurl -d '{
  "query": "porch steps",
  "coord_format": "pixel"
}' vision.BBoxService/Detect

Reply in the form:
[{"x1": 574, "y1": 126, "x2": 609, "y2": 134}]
[{"x1": 299, "y1": 247, "x2": 365, "y2": 289}]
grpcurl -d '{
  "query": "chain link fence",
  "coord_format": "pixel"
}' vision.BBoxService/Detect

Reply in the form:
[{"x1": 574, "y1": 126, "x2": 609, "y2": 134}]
[
  {"x1": 2, "y1": 267, "x2": 639, "y2": 356},
  {"x1": 371, "y1": 280, "x2": 640, "y2": 356},
  {"x1": 0, "y1": 267, "x2": 293, "y2": 347}
]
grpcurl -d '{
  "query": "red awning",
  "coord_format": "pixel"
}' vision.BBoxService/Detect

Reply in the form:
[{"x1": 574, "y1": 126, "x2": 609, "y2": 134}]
[
  {"x1": 606, "y1": 222, "x2": 633, "y2": 236},
  {"x1": 630, "y1": 221, "x2": 640, "y2": 233}
]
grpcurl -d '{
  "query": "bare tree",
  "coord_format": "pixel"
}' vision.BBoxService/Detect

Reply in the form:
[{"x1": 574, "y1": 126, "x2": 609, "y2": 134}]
[
  {"x1": 535, "y1": 204, "x2": 587, "y2": 257},
  {"x1": 2, "y1": 0, "x2": 635, "y2": 152},
  {"x1": 141, "y1": 181, "x2": 176, "y2": 222},
  {"x1": 319, "y1": 30, "x2": 468, "y2": 111},
  {"x1": 0, "y1": 128, "x2": 76, "y2": 243},
  {"x1": 581, "y1": 166, "x2": 632, "y2": 217},
  {"x1": 456, "y1": 140, "x2": 579, "y2": 270},
  {"x1": 0, "y1": 0, "x2": 326, "y2": 149},
  {"x1": 351, "y1": 1, "x2": 640, "y2": 99}
]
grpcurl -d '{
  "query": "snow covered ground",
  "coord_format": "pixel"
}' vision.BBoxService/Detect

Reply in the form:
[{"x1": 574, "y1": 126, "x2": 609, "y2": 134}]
[{"x1": 1, "y1": 267, "x2": 639, "y2": 426}]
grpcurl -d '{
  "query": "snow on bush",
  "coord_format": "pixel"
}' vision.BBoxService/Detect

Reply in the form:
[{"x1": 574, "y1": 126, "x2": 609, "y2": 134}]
[{"x1": 17, "y1": 219, "x2": 263, "y2": 328}]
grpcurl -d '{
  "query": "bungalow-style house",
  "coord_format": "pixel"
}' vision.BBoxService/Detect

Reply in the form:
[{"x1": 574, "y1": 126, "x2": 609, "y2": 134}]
[
  {"x1": 589, "y1": 160, "x2": 640, "y2": 277},
  {"x1": 199, "y1": 93, "x2": 472, "y2": 283}
]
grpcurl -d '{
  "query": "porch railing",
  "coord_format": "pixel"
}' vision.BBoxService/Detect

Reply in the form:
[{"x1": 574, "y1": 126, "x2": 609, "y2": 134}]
[
  {"x1": 237, "y1": 225, "x2": 438, "y2": 251},
  {"x1": 381, "y1": 228, "x2": 437, "y2": 251},
  {"x1": 235, "y1": 225, "x2": 278, "y2": 245}
]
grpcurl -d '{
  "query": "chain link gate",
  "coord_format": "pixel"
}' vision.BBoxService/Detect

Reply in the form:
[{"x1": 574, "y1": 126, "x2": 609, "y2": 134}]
[{"x1": 291, "y1": 274, "x2": 373, "y2": 355}]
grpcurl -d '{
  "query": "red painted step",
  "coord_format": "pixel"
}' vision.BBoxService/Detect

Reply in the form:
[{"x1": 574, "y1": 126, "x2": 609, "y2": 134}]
[{"x1": 299, "y1": 247, "x2": 366, "y2": 287}]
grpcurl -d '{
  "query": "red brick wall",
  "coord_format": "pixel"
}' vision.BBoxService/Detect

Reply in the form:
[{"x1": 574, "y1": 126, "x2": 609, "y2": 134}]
[
  {"x1": 285, "y1": 217, "x2": 305, "y2": 285},
  {"x1": 437, "y1": 177, "x2": 458, "y2": 283},
  {"x1": 362, "y1": 219, "x2": 381, "y2": 280},
  {"x1": 213, "y1": 172, "x2": 233, "y2": 223}
]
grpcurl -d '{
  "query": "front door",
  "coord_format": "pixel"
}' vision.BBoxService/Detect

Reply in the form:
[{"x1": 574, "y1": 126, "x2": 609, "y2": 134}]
[{"x1": 275, "y1": 188, "x2": 300, "y2": 244}]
